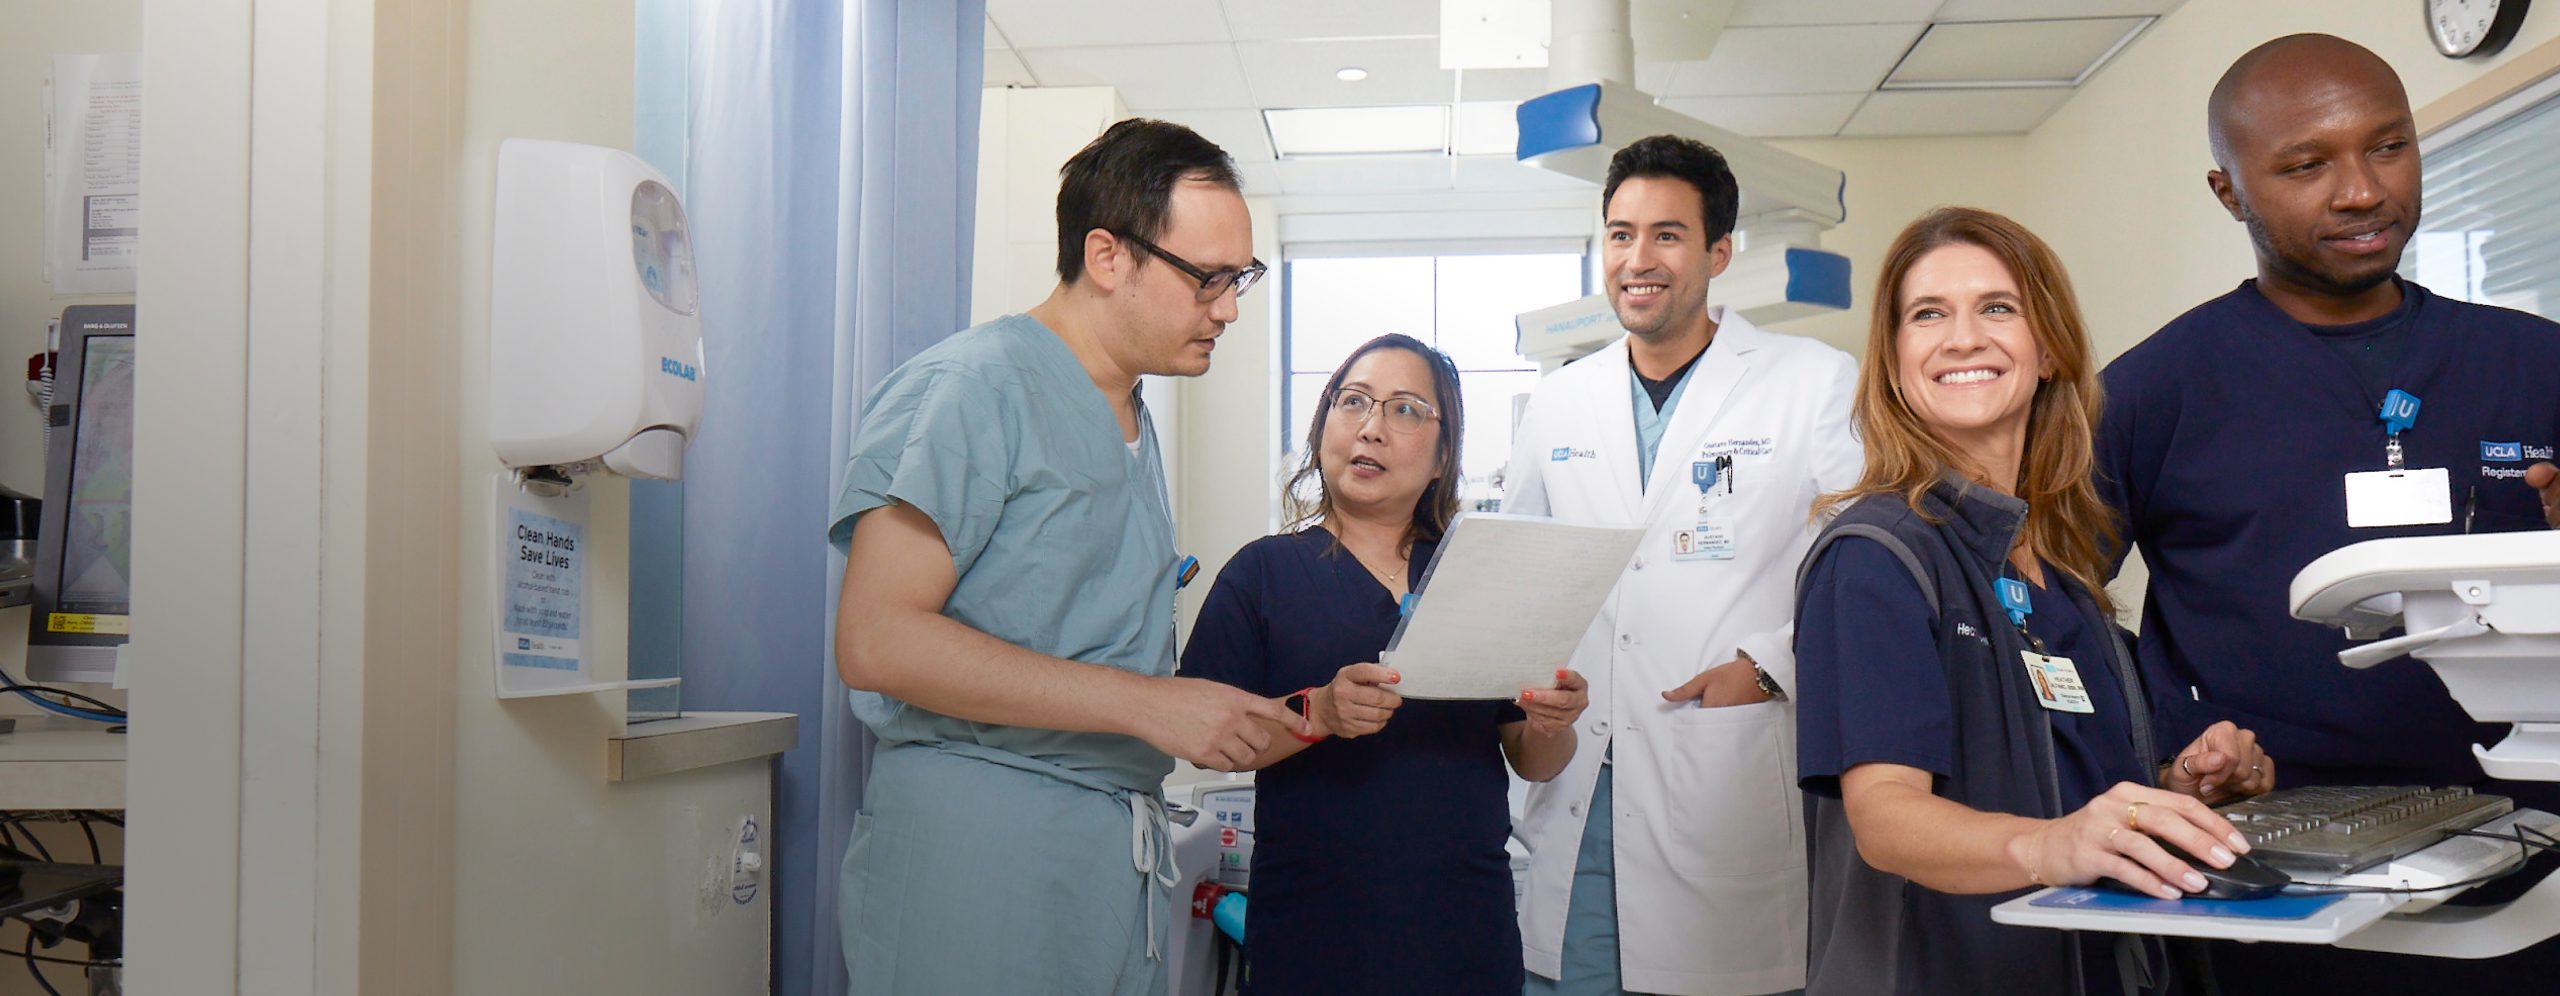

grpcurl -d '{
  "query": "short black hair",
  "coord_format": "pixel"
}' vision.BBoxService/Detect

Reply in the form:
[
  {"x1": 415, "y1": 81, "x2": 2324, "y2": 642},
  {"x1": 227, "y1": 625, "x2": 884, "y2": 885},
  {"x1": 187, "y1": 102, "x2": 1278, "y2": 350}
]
[
  {"x1": 1054, "y1": 119, "x2": 1242, "y2": 284},
  {"x1": 1601, "y1": 135, "x2": 1741, "y2": 243}
]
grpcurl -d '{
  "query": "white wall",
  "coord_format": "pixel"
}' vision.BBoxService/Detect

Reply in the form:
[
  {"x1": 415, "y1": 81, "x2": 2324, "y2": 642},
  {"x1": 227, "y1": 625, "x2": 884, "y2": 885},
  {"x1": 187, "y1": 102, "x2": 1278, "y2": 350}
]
[
  {"x1": 123, "y1": 0, "x2": 776, "y2": 991},
  {"x1": 447, "y1": 1, "x2": 771, "y2": 992},
  {"x1": 970, "y1": 86, "x2": 1126, "y2": 327}
]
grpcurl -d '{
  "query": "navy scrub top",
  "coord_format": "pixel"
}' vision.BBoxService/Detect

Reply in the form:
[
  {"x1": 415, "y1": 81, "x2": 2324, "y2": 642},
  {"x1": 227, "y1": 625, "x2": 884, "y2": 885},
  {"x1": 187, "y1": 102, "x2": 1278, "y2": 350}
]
[
  {"x1": 1179, "y1": 530, "x2": 1527, "y2": 996},
  {"x1": 1798, "y1": 539, "x2": 2152, "y2": 996},
  {"x1": 2099, "y1": 279, "x2": 2560, "y2": 804}
]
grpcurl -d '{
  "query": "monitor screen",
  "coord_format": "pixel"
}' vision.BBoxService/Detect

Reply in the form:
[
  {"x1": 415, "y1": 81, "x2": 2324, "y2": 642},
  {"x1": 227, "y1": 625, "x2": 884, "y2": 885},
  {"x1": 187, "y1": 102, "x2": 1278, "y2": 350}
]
[{"x1": 28, "y1": 306, "x2": 134, "y2": 683}]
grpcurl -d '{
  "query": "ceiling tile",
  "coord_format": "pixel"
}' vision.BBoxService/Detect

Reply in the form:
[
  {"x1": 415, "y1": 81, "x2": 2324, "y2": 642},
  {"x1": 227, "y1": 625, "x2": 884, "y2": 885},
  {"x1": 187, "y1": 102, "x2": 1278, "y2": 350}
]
[
  {"x1": 1727, "y1": 0, "x2": 1946, "y2": 26},
  {"x1": 1018, "y1": 44, "x2": 1254, "y2": 110},
  {"x1": 984, "y1": 15, "x2": 1007, "y2": 49},
  {"x1": 1887, "y1": 18, "x2": 2148, "y2": 86},
  {"x1": 1274, "y1": 156, "x2": 1460, "y2": 196},
  {"x1": 1839, "y1": 87, "x2": 2074, "y2": 136},
  {"x1": 985, "y1": 0, "x2": 1235, "y2": 49},
  {"x1": 1219, "y1": 0, "x2": 1436, "y2": 41},
  {"x1": 1233, "y1": 158, "x2": 1286, "y2": 197},
  {"x1": 1450, "y1": 155, "x2": 1598, "y2": 192},
  {"x1": 1628, "y1": 0, "x2": 1735, "y2": 61},
  {"x1": 1655, "y1": 93, "x2": 1869, "y2": 137},
  {"x1": 983, "y1": 48, "x2": 1039, "y2": 88},
  {"x1": 1266, "y1": 106, "x2": 1448, "y2": 156},
  {"x1": 1148, "y1": 108, "x2": 1277, "y2": 161},
  {"x1": 1932, "y1": 0, "x2": 2187, "y2": 21},
  {"x1": 1441, "y1": 0, "x2": 1551, "y2": 70},
  {"x1": 1238, "y1": 38, "x2": 1454, "y2": 107},
  {"x1": 1664, "y1": 24, "x2": 1926, "y2": 97}
]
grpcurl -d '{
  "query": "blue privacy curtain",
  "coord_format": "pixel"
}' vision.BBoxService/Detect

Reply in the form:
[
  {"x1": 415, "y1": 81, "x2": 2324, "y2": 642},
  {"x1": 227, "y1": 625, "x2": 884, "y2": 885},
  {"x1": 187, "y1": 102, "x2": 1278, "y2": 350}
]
[{"x1": 678, "y1": 1, "x2": 983, "y2": 992}]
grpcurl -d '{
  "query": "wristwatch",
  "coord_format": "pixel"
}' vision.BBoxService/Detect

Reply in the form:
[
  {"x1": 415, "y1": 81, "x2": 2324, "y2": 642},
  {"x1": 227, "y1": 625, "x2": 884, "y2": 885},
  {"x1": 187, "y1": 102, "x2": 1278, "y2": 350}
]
[{"x1": 1741, "y1": 651, "x2": 1786, "y2": 702}]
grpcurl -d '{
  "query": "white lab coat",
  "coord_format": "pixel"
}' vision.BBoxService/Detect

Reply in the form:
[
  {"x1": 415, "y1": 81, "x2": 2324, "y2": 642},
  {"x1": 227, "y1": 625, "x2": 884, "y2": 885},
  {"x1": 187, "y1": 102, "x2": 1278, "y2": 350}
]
[{"x1": 1508, "y1": 307, "x2": 1862, "y2": 996}]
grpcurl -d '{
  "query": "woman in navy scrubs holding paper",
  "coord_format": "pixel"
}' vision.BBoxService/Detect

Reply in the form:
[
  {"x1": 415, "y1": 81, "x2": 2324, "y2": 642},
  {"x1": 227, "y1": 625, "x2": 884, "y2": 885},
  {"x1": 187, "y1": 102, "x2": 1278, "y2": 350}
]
[
  {"x1": 1792, "y1": 209, "x2": 2280, "y2": 996},
  {"x1": 1180, "y1": 334, "x2": 1588, "y2": 995}
]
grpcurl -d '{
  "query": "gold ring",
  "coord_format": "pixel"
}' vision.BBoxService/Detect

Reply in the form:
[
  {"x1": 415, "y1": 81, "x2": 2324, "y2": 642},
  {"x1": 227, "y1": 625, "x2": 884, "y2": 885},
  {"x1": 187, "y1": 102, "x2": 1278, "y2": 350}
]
[{"x1": 2126, "y1": 801, "x2": 2147, "y2": 830}]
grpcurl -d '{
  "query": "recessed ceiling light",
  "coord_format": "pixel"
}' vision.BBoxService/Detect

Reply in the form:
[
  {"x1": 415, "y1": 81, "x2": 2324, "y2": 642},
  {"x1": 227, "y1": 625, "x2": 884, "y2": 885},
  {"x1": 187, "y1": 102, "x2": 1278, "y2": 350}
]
[
  {"x1": 1264, "y1": 106, "x2": 1449, "y2": 157},
  {"x1": 1336, "y1": 67, "x2": 1369, "y2": 82}
]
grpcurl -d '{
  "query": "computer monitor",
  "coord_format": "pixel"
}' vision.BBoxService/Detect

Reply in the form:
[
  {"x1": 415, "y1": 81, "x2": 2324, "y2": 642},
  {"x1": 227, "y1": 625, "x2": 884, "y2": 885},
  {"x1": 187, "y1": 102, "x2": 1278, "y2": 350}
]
[{"x1": 26, "y1": 306, "x2": 134, "y2": 684}]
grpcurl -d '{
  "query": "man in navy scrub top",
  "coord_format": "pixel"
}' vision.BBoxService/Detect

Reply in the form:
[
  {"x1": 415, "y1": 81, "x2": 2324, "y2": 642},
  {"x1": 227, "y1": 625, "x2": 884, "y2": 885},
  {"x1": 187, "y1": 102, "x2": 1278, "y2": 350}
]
[{"x1": 2095, "y1": 34, "x2": 2560, "y2": 991}]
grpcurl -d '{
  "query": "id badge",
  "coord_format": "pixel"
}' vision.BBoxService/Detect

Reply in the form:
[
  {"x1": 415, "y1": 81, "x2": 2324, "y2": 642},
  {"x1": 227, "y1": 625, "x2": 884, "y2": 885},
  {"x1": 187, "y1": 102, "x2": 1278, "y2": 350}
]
[
  {"x1": 2344, "y1": 467, "x2": 2452, "y2": 528},
  {"x1": 1669, "y1": 522, "x2": 1719, "y2": 561},
  {"x1": 2023, "y1": 651, "x2": 2094, "y2": 714}
]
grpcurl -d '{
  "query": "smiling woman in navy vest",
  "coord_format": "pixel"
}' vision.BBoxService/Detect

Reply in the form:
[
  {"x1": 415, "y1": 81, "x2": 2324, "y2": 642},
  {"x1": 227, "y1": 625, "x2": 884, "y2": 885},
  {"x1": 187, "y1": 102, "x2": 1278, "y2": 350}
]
[{"x1": 1791, "y1": 208, "x2": 2279, "y2": 996}]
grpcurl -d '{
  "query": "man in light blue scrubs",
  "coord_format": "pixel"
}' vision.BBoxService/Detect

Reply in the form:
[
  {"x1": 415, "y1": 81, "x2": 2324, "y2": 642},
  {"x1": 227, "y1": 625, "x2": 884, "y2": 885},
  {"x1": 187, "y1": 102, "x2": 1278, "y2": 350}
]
[{"x1": 830, "y1": 119, "x2": 1298, "y2": 995}]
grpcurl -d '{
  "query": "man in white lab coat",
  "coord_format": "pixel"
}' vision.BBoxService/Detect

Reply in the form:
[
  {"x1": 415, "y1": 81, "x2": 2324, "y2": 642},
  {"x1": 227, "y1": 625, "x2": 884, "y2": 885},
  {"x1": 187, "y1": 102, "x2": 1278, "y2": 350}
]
[{"x1": 1509, "y1": 135, "x2": 1861, "y2": 996}]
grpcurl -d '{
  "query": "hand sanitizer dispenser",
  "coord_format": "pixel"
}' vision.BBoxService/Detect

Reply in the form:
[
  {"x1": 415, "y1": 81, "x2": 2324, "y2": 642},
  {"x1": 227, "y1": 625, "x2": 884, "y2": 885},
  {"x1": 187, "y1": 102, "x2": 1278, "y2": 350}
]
[{"x1": 489, "y1": 139, "x2": 704, "y2": 482}]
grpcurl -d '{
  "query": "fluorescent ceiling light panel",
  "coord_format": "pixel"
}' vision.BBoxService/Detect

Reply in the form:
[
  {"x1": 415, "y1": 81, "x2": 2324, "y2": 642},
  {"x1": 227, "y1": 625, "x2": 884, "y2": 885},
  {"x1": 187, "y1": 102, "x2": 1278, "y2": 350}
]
[
  {"x1": 1883, "y1": 17, "x2": 2153, "y2": 89},
  {"x1": 1441, "y1": 0, "x2": 1549, "y2": 69},
  {"x1": 1452, "y1": 100, "x2": 1521, "y2": 156},
  {"x1": 1265, "y1": 105, "x2": 1451, "y2": 156}
]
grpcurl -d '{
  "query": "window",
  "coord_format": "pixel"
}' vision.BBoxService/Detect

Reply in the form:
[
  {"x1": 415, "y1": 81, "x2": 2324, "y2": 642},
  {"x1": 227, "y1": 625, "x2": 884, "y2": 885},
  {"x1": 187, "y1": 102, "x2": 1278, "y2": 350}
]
[
  {"x1": 2401, "y1": 72, "x2": 2560, "y2": 317},
  {"x1": 1283, "y1": 250, "x2": 1587, "y2": 507}
]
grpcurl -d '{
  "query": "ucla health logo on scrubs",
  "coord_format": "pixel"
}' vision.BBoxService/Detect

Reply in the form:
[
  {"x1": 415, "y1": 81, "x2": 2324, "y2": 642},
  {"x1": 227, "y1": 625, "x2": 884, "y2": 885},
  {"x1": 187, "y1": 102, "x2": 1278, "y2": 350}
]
[
  {"x1": 1551, "y1": 446, "x2": 1596, "y2": 462},
  {"x1": 2480, "y1": 440, "x2": 2554, "y2": 479}
]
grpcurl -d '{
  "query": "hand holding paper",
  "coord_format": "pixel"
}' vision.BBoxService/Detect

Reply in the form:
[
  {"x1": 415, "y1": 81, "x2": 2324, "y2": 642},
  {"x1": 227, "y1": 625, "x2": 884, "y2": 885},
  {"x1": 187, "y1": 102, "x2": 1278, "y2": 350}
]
[
  {"x1": 1316, "y1": 662, "x2": 1403, "y2": 739},
  {"x1": 1519, "y1": 669, "x2": 1589, "y2": 736},
  {"x1": 1378, "y1": 513, "x2": 1646, "y2": 699}
]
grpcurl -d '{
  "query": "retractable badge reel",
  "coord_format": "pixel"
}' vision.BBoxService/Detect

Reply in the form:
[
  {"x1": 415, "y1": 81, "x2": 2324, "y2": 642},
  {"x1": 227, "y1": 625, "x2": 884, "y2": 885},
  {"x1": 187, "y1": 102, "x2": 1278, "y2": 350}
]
[
  {"x1": 2344, "y1": 389, "x2": 2452, "y2": 528},
  {"x1": 1674, "y1": 456, "x2": 1736, "y2": 561}
]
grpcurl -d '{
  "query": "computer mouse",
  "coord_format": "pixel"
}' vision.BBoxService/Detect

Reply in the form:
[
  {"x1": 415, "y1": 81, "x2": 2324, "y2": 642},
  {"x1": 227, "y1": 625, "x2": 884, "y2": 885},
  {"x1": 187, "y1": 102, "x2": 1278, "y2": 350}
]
[{"x1": 2100, "y1": 837, "x2": 2292, "y2": 900}]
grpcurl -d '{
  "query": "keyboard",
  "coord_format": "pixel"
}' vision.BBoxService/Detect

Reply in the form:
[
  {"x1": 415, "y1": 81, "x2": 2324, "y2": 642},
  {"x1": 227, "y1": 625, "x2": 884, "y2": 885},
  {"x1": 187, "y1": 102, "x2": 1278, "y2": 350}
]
[{"x1": 2216, "y1": 785, "x2": 2514, "y2": 875}]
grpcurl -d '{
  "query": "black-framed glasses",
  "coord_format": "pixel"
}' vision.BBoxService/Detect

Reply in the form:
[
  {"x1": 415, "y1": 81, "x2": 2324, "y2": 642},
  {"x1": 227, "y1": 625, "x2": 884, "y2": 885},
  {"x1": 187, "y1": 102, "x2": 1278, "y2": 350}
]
[
  {"x1": 1328, "y1": 388, "x2": 1439, "y2": 435},
  {"x1": 1118, "y1": 231, "x2": 1267, "y2": 302}
]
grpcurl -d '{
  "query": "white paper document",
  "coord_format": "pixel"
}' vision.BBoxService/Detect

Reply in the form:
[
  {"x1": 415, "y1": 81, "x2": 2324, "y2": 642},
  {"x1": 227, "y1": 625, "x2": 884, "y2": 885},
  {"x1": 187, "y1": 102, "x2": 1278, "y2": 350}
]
[
  {"x1": 46, "y1": 54, "x2": 143, "y2": 296},
  {"x1": 1380, "y1": 513, "x2": 1645, "y2": 700}
]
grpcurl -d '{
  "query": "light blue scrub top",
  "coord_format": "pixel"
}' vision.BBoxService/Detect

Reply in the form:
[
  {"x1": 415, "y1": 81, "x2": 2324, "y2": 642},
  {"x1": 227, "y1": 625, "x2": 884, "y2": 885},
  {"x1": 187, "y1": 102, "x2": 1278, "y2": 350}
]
[
  {"x1": 1629, "y1": 359, "x2": 1699, "y2": 490},
  {"x1": 829, "y1": 313, "x2": 1180, "y2": 795}
]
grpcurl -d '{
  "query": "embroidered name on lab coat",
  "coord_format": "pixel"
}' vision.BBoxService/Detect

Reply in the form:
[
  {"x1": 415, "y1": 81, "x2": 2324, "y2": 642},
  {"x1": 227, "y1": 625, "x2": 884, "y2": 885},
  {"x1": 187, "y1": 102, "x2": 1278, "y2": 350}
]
[{"x1": 1699, "y1": 436, "x2": 1776, "y2": 459}]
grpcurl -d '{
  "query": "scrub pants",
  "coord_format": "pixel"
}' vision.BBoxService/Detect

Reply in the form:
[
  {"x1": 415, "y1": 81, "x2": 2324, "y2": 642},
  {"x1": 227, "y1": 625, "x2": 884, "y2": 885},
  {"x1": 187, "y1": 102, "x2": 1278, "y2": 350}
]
[
  {"x1": 841, "y1": 742, "x2": 1170, "y2": 996},
  {"x1": 1524, "y1": 763, "x2": 1803, "y2": 996}
]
